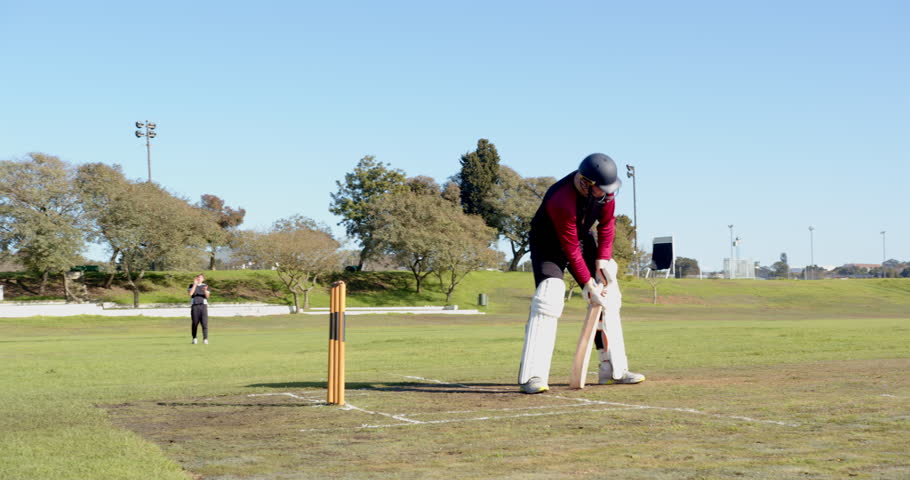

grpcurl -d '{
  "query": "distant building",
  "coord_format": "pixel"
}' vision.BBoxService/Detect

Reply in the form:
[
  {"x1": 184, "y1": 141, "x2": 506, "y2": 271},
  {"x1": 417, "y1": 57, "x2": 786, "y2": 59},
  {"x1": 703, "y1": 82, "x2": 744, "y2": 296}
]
[{"x1": 723, "y1": 258, "x2": 755, "y2": 279}]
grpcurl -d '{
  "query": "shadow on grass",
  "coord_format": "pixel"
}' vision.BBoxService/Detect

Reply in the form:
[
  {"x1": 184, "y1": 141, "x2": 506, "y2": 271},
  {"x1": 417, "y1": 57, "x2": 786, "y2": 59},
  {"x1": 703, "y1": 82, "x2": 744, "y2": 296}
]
[{"x1": 247, "y1": 381, "x2": 516, "y2": 395}]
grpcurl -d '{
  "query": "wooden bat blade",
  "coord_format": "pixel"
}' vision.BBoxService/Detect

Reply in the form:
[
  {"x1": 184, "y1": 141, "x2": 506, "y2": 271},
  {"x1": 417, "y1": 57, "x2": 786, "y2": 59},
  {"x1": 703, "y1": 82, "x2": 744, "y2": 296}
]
[{"x1": 569, "y1": 304, "x2": 602, "y2": 389}]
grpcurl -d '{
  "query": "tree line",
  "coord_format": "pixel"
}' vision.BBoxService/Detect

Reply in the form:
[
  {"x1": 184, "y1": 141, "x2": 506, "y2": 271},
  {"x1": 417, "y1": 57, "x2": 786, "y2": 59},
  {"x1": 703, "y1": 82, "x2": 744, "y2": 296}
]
[{"x1": 1, "y1": 140, "x2": 641, "y2": 309}]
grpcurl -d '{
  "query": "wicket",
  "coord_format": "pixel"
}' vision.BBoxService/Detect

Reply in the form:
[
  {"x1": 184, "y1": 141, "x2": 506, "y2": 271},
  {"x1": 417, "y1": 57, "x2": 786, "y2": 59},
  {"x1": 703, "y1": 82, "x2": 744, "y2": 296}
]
[{"x1": 328, "y1": 281, "x2": 346, "y2": 405}]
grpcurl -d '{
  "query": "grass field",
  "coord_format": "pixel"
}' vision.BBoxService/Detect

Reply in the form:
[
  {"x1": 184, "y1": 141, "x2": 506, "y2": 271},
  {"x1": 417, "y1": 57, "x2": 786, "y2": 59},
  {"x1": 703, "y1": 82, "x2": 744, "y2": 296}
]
[{"x1": 2, "y1": 276, "x2": 909, "y2": 479}]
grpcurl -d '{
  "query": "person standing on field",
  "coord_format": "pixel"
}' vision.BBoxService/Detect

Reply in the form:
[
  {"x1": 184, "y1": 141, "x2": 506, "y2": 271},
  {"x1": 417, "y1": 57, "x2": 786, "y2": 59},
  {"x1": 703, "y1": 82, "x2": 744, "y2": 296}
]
[
  {"x1": 188, "y1": 273, "x2": 210, "y2": 345},
  {"x1": 518, "y1": 153, "x2": 645, "y2": 394}
]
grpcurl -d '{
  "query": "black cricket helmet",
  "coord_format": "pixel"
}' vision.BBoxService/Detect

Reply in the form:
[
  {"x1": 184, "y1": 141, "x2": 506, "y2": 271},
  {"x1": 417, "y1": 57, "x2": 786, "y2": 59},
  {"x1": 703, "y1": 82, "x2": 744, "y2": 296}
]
[{"x1": 578, "y1": 153, "x2": 622, "y2": 195}]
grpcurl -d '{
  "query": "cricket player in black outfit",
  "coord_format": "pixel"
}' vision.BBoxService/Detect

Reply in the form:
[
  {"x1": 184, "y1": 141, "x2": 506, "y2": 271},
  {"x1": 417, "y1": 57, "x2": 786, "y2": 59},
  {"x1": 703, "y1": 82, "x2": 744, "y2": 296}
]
[{"x1": 188, "y1": 274, "x2": 210, "y2": 344}]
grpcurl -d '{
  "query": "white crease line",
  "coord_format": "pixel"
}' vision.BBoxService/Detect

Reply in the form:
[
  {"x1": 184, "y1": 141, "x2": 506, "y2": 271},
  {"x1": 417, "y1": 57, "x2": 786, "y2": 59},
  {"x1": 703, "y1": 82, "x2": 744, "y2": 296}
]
[
  {"x1": 250, "y1": 378, "x2": 800, "y2": 430},
  {"x1": 390, "y1": 375, "x2": 800, "y2": 427},
  {"x1": 300, "y1": 406, "x2": 645, "y2": 432},
  {"x1": 341, "y1": 403, "x2": 423, "y2": 424},
  {"x1": 247, "y1": 392, "x2": 323, "y2": 403},
  {"x1": 395, "y1": 375, "x2": 470, "y2": 388},
  {"x1": 410, "y1": 402, "x2": 610, "y2": 416}
]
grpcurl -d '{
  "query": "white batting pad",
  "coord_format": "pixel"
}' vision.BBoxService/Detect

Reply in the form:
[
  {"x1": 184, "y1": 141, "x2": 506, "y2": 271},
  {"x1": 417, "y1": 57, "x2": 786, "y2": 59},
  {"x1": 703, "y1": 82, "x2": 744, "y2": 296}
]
[
  {"x1": 597, "y1": 281, "x2": 628, "y2": 380},
  {"x1": 518, "y1": 277, "x2": 565, "y2": 385}
]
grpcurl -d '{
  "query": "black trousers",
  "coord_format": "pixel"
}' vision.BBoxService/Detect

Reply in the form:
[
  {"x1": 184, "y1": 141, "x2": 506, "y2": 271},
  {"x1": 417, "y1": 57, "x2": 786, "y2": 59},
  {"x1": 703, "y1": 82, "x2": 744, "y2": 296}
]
[
  {"x1": 531, "y1": 230, "x2": 599, "y2": 287},
  {"x1": 191, "y1": 304, "x2": 209, "y2": 339}
]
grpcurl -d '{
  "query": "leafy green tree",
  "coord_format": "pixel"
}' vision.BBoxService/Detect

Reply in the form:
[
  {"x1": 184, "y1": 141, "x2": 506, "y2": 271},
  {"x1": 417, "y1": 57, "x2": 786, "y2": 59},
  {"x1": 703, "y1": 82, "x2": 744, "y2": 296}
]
[
  {"x1": 406, "y1": 176, "x2": 441, "y2": 196},
  {"x1": 611, "y1": 214, "x2": 635, "y2": 276},
  {"x1": 457, "y1": 139, "x2": 501, "y2": 229},
  {"x1": 805, "y1": 264, "x2": 828, "y2": 280},
  {"x1": 431, "y1": 212, "x2": 501, "y2": 305},
  {"x1": 771, "y1": 260, "x2": 790, "y2": 279},
  {"x1": 488, "y1": 166, "x2": 554, "y2": 271},
  {"x1": 237, "y1": 215, "x2": 340, "y2": 312},
  {"x1": 329, "y1": 156, "x2": 407, "y2": 270},
  {"x1": 441, "y1": 181, "x2": 461, "y2": 205},
  {"x1": 371, "y1": 189, "x2": 447, "y2": 293},
  {"x1": 75, "y1": 165, "x2": 209, "y2": 306},
  {"x1": 675, "y1": 257, "x2": 700, "y2": 278},
  {"x1": 73, "y1": 163, "x2": 131, "y2": 288},
  {"x1": 0, "y1": 153, "x2": 84, "y2": 295},
  {"x1": 198, "y1": 194, "x2": 246, "y2": 270}
]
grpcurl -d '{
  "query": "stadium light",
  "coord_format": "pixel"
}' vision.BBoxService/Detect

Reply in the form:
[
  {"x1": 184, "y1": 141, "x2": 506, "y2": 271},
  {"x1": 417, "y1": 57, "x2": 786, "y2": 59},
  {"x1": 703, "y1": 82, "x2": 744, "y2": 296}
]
[
  {"x1": 728, "y1": 224, "x2": 734, "y2": 279},
  {"x1": 881, "y1": 230, "x2": 886, "y2": 277},
  {"x1": 134, "y1": 120, "x2": 157, "y2": 182},
  {"x1": 626, "y1": 164, "x2": 638, "y2": 277},
  {"x1": 808, "y1": 226, "x2": 815, "y2": 280}
]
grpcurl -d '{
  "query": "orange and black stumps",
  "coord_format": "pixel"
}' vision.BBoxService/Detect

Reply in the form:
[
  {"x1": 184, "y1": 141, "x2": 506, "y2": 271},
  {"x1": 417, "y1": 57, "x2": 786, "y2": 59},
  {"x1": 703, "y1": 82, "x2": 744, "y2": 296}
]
[{"x1": 328, "y1": 281, "x2": 346, "y2": 405}]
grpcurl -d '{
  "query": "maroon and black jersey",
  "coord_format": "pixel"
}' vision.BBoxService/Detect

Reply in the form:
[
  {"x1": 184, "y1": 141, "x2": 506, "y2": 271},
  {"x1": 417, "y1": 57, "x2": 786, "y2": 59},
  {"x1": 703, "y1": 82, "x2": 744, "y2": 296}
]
[{"x1": 529, "y1": 173, "x2": 616, "y2": 286}]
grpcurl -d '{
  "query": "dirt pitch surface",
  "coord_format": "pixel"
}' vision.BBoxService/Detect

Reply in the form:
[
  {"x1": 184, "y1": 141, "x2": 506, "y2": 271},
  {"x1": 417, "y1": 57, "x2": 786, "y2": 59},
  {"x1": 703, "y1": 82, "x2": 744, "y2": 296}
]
[{"x1": 107, "y1": 359, "x2": 910, "y2": 480}]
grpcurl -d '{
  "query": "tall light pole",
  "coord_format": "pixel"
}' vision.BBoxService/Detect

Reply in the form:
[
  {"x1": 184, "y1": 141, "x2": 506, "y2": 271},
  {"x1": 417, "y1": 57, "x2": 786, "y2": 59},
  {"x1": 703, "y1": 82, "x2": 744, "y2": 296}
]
[
  {"x1": 728, "y1": 224, "x2": 734, "y2": 279},
  {"x1": 134, "y1": 121, "x2": 157, "y2": 182},
  {"x1": 881, "y1": 230, "x2": 886, "y2": 277},
  {"x1": 626, "y1": 164, "x2": 638, "y2": 277},
  {"x1": 808, "y1": 226, "x2": 815, "y2": 280}
]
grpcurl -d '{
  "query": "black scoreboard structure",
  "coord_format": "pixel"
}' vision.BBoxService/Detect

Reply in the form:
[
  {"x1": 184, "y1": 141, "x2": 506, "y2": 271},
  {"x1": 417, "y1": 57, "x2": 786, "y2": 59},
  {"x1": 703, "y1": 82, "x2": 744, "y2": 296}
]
[{"x1": 648, "y1": 236, "x2": 675, "y2": 278}]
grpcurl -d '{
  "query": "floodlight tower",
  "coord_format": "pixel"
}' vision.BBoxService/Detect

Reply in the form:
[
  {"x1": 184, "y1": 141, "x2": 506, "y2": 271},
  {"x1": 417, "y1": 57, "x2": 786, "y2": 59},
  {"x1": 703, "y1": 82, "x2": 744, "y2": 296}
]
[
  {"x1": 626, "y1": 164, "x2": 638, "y2": 276},
  {"x1": 134, "y1": 121, "x2": 157, "y2": 182},
  {"x1": 728, "y1": 224, "x2": 734, "y2": 279},
  {"x1": 881, "y1": 230, "x2": 886, "y2": 277}
]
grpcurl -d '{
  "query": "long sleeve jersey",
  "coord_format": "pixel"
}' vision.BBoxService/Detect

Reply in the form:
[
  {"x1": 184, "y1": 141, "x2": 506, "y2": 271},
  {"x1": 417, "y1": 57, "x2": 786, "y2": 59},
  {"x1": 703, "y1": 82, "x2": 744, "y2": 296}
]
[{"x1": 529, "y1": 172, "x2": 616, "y2": 286}]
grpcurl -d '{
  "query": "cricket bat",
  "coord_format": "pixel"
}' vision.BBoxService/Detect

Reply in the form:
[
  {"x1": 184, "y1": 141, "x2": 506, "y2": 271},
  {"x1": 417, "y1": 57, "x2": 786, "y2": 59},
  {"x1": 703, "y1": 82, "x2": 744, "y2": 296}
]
[{"x1": 569, "y1": 303, "x2": 602, "y2": 389}]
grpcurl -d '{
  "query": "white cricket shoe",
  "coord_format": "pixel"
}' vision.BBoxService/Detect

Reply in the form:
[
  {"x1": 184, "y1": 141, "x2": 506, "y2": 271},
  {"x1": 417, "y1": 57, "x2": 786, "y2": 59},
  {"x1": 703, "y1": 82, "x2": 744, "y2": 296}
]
[
  {"x1": 519, "y1": 376, "x2": 549, "y2": 394},
  {"x1": 203, "y1": 339, "x2": 208, "y2": 345},
  {"x1": 192, "y1": 338, "x2": 198, "y2": 345},
  {"x1": 599, "y1": 361, "x2": 645, "y2": 385}
]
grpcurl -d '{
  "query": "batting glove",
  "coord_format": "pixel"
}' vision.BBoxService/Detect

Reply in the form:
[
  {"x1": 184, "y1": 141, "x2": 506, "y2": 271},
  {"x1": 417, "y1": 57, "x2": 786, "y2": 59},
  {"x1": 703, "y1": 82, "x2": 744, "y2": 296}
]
[
  {"x1": 595, "y1": 259, "x2": 619, "y2": 286},
  {"x1": 582, "y1": 279, "x2": 609, "y2": 308}
]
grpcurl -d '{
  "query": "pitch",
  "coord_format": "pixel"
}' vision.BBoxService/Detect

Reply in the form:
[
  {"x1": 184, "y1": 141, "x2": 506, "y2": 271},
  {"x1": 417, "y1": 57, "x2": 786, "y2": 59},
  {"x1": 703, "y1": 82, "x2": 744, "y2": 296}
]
[{"x1": 3, "y1": 301, "x2": 909, "y2": 479}]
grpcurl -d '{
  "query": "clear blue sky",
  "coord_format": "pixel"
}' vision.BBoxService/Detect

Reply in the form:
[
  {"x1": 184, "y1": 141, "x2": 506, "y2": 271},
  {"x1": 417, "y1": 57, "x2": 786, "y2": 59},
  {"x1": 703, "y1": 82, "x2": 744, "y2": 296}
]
[{"x1": 2, "y1": 1, "x2": 906, "y2": 271}]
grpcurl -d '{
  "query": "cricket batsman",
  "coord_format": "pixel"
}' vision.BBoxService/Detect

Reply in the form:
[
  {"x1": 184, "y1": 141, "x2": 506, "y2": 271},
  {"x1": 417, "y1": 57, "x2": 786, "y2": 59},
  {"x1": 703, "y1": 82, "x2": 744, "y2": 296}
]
[{"x1": 518, "y1": 153, "x2": 646, "y2": 394}]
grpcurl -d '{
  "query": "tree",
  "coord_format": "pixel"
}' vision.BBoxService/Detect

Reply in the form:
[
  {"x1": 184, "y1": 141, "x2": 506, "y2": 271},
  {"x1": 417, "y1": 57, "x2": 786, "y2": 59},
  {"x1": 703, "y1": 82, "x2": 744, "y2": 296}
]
[
  {"x1": 121, "y1": 183, "x2": 210, "y2": 305},
  {"x1": 73, "y1": 163, "x2": 131, "y2": 288},
  {"x1": 771, "y1": 260, "x2": 790, "y2": 279},
  {"x1": 431, "y1": 212, "x2": 501, "y2": 305},
  {"x1": 611, "y1": 214, "x2": 635, "y2": 276},
  {"x1": 0, "y1": 153, "x2": 84, "y2": 295},
  {"x1": 675, "y1": 257, "x2": 701, "y2": 278},
  {"x1": 805, "y1": 264, "x2": 828, "y2": 280},
  {"x1": 441, "y1": 181, "x2": 461, "y2": 205},
  {"x1": 198, "y1": 194, "x2": 246, "y2": 270},
  {"x1": 406, "y1": 176, "x2": 441, "y2": 196},
  {"x1": 329, "y1": 156, "x2": 407, "y2": 270},
  {"x1": 488, "y1": 166, "x2": 554, "y2": 271},
  {"x1": 76, "y1": 165, "x2": 209, "y2": 306},
  {"x1": 238, "y1": 215, "x2": 340, "y2": 312},
  {"x1": 371, "y1": 189, "x2": 447, "y2": 294},
  {"x1": 457, "y1": 139, "x2": 501, "y2": 230}
]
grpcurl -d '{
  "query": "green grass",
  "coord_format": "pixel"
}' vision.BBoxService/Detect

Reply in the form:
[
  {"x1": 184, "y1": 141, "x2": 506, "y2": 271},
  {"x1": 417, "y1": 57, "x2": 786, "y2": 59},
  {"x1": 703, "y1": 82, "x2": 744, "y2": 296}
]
[{"x1": 2, "y1": 278, "x2": 910, "y2": 479}]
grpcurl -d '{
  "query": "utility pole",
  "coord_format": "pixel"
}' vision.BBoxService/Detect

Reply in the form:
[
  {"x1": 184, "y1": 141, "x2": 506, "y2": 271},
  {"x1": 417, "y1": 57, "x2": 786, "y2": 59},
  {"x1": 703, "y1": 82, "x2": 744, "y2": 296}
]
[
  {"x1": 808, "y1": 226, "x2": 815, "y2": 280},
  {"x1": 881, "y1": 230, "x2": 886, "y2": 277},
  {"x1": 728, "y1": 224, "x2": 734, "y2": 279},
  {"x1": 134, "y1": 121, "x2": 157, "y2": 182},
  {"x1": 626, "y1": 164, "x2": 638, "y2": 277}
]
